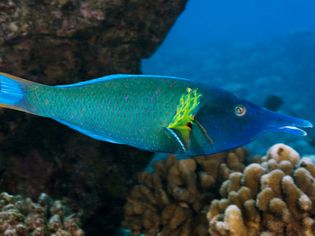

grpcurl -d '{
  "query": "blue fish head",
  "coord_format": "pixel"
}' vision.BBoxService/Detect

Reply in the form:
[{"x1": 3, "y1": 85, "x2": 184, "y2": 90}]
[{"x1": 190, "y1": 91, "x2": 312, "y2": 155}]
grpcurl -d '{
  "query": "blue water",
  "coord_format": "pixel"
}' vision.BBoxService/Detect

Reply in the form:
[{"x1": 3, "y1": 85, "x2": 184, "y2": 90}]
[
  {"x1": 145, "y1": 0, "x2": 315, "y2": 48},
  {"x1": 143, "y1": 0, "x2": 315, "y2": 156}
]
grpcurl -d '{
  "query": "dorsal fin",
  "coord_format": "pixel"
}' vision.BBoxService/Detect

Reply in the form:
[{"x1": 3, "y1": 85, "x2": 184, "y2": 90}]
[{"x1": 55, "y1": 74, "x2": 190, "y2": 88}]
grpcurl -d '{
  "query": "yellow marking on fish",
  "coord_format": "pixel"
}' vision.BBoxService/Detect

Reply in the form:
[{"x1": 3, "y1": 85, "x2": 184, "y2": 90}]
[{"x1": 167, "y1": 87, "x2": 202, "y2": 143}]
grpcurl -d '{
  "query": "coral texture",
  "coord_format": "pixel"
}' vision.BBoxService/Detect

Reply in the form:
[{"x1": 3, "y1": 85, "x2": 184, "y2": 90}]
[
  {"x1": 0, "y1": 192, "x2": 83, "y2": 235},
  {"x1": 123, "y1": 148, "x2": 247, "y2": 236},
  {"x1": 208, "y1": 143, "x2": 315, "y2": 236},
  {"x1": 0, "y1": 0, "x2": 187, "y2": 235}
]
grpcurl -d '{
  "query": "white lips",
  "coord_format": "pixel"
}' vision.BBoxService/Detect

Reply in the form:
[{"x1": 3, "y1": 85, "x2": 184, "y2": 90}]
[{"x1": 278, "y1": 126, "x2": 308, "y2": 136}]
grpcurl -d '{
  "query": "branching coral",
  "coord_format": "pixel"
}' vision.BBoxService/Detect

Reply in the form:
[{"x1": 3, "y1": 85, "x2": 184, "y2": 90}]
[
  {"x1": 0, "y1": 192, "x2": 84, "y2": 236},
  {"x1": 208, "y1": 143, "x2": 315, "y2": 236},
  {"x1": 122, "y1": 148, "x2": 247, "y2": 236}
]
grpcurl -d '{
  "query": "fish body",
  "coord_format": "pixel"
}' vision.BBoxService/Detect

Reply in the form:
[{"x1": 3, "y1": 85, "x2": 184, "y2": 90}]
[{"x1": 0, "y1": 72, "x2": 312, "y2": 155}]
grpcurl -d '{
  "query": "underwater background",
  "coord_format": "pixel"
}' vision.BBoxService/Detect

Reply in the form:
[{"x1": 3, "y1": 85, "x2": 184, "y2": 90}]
[
  {"x1": 143, "y1": 0, "x2": 315, "y2": 156},
  {"x1": 0, "y1": 0, "x2": 315, "y2": 236},
  {"x1": 123, "y1": 1, "x2": 315, "y2": 235}
]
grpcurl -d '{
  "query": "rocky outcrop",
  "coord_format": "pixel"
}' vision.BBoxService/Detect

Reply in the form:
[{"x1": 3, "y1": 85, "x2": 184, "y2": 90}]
[{"x1": 0, "y1": 0, "x2": 187, "y2": 82}]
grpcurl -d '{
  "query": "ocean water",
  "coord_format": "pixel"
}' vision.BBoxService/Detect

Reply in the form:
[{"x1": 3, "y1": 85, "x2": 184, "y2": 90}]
[{"x1": 142, "y1": 0, "x2": 315, "y2": 156}]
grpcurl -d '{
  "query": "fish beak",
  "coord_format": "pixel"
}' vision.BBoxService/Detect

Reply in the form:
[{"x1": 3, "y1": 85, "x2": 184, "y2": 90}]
[
  {"x1": 278, "y1": 122, "x2": 313, "y2": 136},
  {"x1": 266, "y1": 110, "x2": 313, "y2": 136}
]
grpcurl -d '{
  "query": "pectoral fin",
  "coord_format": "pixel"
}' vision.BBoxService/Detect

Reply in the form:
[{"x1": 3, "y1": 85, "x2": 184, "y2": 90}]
[
  {"x1": 164, "y1": 127, "x2": 190, "y2": 153},
  {"x1": 188, "y1": 119, "x2": 214, "y2": 154},
  {"x1": 194, "y1": 119, "x2": 214, "y2": 144},
  {"x1": 164, "y1": 120, "x2": 213, "y2": 154}
]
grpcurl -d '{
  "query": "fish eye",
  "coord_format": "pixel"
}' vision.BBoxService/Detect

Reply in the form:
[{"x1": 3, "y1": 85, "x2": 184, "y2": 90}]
[{"x1": 234, "y1": 104, "x2": 246, "y2": 117}]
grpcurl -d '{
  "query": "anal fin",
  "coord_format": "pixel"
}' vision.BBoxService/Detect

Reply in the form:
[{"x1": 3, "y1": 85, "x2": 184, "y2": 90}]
[{"x1": 54, "y1": 118, "x2": 122, "y2": 144}]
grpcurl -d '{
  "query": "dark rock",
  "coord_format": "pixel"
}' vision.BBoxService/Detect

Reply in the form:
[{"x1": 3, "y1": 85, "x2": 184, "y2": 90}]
[
  {"x1": 0, "y1": 0, "x2": 187, "y2": 82},
  {"x1": 0, "y1": 0, "x2": 187, "y2": 235}
]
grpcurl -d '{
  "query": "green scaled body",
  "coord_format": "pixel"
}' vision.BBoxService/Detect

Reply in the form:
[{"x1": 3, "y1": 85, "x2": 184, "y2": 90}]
[{"x1": 22, "y1": 75, "x2": 200, "y2": 153}]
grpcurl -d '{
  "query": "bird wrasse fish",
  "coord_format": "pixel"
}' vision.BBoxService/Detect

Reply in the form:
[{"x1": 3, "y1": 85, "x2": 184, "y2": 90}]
[{"x1": 0, "y1": 72, "x2": 312, "y2": 155}]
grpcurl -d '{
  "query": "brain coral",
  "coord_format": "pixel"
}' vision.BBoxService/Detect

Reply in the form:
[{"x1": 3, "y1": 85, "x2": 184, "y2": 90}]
[
  {"x1": 0, "y1": 192, "x2": 83, "y2": 236},
  {"x1": 122, "y1": 148, "x2": 247, "y2": 236},
  {"x1": 208, "y1": 143, "x2": 315, "y2": 236}
]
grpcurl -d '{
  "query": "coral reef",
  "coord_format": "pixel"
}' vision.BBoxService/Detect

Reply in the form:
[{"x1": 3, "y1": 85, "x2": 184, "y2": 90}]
[
  {"x1": 123, "y1": 148, "x2": 247, "y2": 236},
  {"x1": 0, "y1": 128, "x2": 153, "y2": 235},
  {"x1": 123, "y1": 144, "x2": 315, "y2": 236},
  {"x1": 208, "y1": 143, "x2": 315, "y2": 236},
  {"x1": 0, "y1": 192, "x2": 83, "y2": 235},
  {"x1": 0, "y1": 0, "x2": 187, "y2": 235}
]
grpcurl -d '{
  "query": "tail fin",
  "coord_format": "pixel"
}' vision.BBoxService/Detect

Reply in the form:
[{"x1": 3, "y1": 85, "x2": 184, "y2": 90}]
[
  {"x1": 0, "y1": 73, "x2": 24, "y2": 105},
  {"x1": 0, "y1": 72, "x2": 32, "y2": 112}
]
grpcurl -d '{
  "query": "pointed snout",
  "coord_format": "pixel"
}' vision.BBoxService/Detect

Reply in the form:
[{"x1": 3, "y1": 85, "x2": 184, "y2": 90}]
[{"x1": 264, "y1": 109, "x2": 313, "y2": 136}]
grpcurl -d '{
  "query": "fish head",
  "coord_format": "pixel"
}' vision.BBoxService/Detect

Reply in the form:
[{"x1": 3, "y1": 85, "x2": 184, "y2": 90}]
[{"x1": 190, "y1": 91, "x2": 312, "y2": 155}]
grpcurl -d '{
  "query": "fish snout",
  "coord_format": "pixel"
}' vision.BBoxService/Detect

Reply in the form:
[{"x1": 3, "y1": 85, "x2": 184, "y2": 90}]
[{"x1": 265, "y1": 110, "x2": 313, "y2": 136}]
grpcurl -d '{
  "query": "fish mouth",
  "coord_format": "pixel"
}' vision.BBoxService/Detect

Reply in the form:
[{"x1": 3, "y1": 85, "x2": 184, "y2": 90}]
[
  {"x1": 278, "y1": 124, "x2": 312, "y2": 136},
  {"x1": 267, "y1": 111, "x2": 313, "y2": 136}
]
